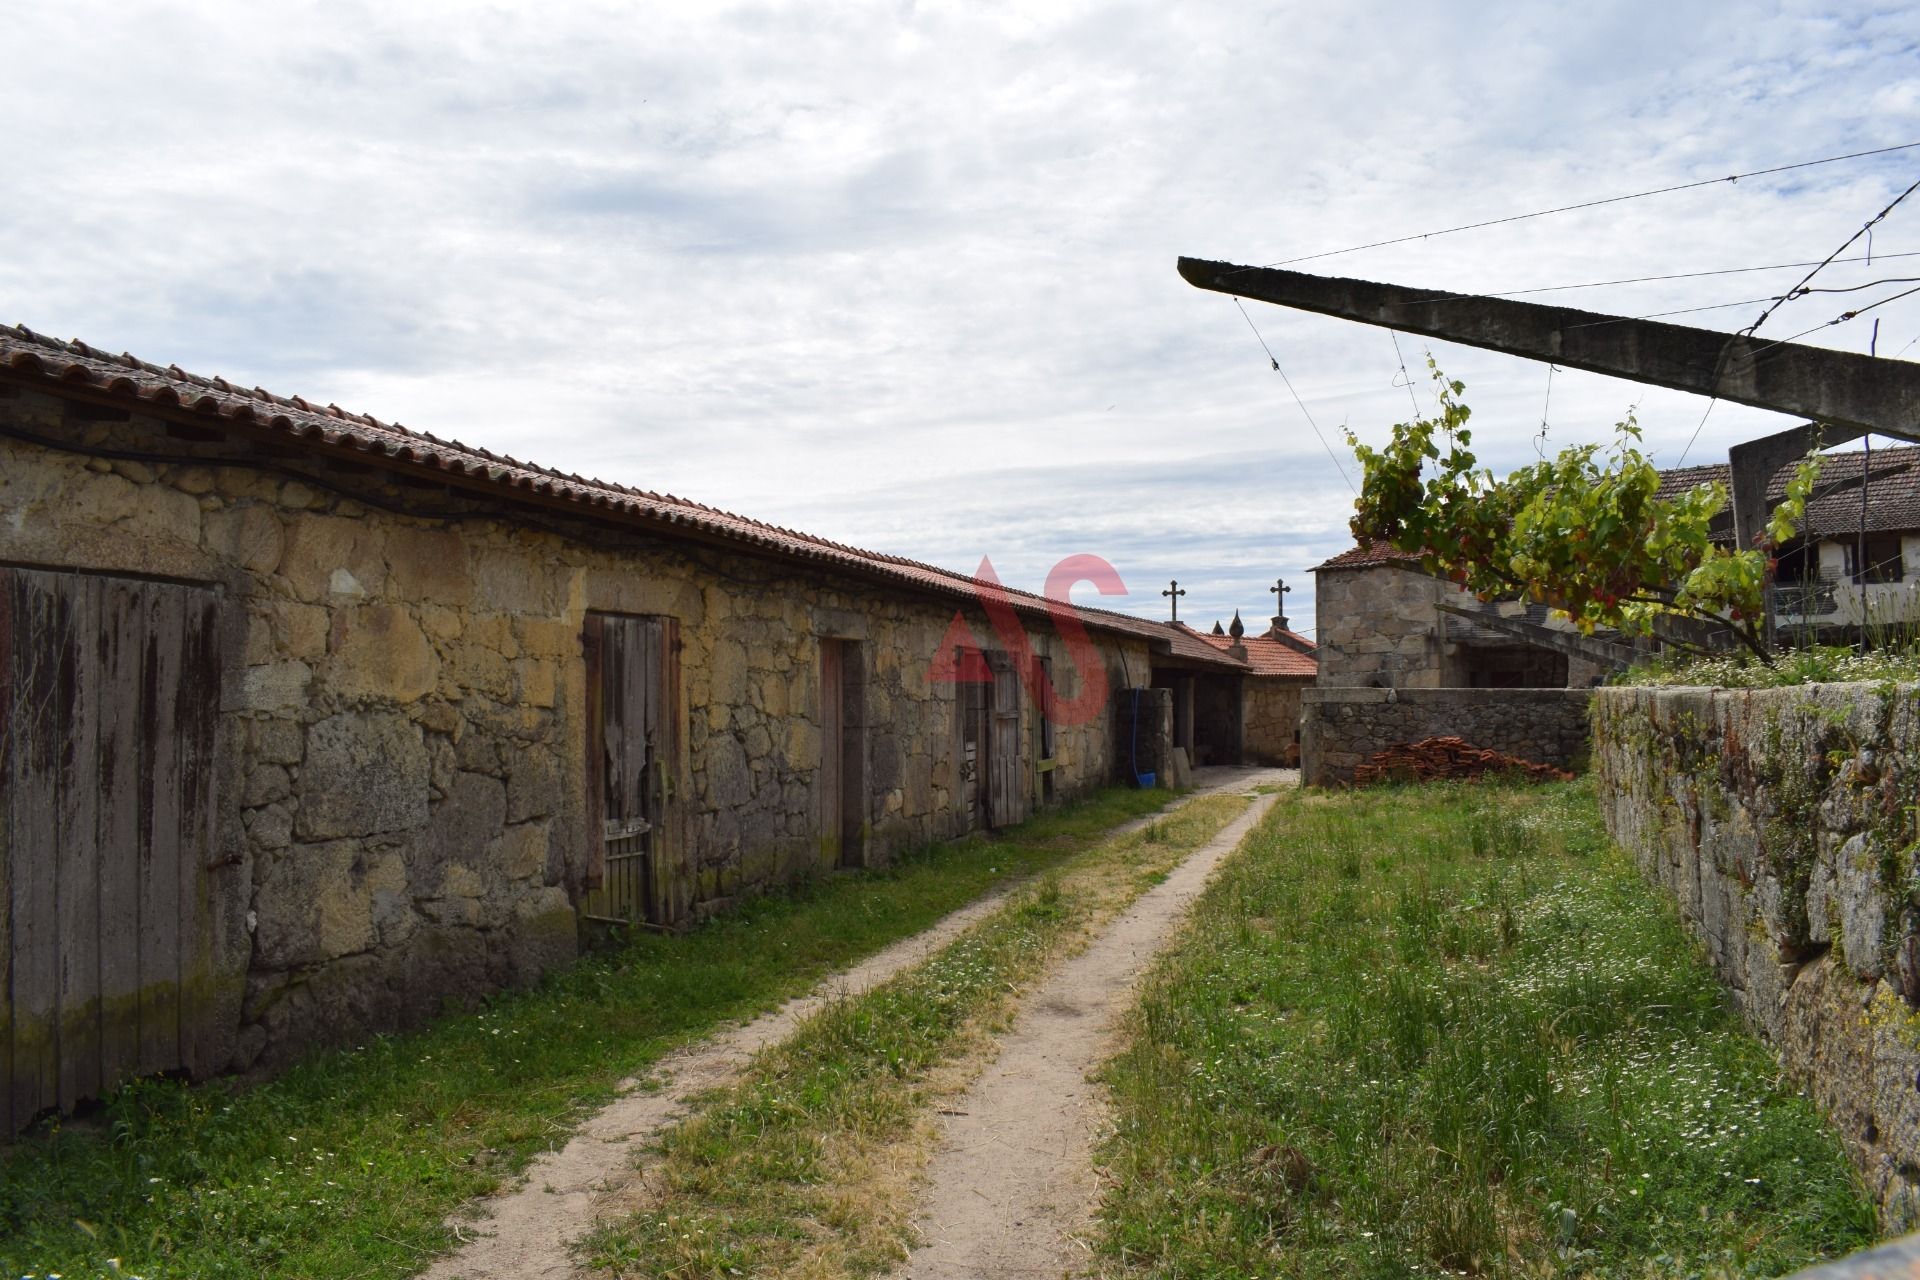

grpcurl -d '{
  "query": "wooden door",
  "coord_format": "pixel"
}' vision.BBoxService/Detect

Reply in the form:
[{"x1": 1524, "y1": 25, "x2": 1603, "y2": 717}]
[
  {"x1": 819, "y1": 639, "x2": 867, "y2": 866},
  {"x1": 820, "y1": 640, "x2": 844, "y2": 864},
  {"x1": 581, "y1": 614, "x2": 674, "y2": 927},
  {"x1": 989, "y1": 658, "x2": 1023, "y2": 829},
  {"x1": 1032, "y1": 655, "x2": 1057, "y2": 809},
  {"x1": 2, "y1": 566, "x2": 229, "y2": 1131},
  {"x1": 957, "y1": 678, "x2": 989, "y2": 836}
]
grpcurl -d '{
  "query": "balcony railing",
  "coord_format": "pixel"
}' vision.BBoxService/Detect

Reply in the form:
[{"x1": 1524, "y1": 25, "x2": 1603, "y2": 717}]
[{"x1": 1770, "y1": 571, "x2": 1920, "y2": 630}]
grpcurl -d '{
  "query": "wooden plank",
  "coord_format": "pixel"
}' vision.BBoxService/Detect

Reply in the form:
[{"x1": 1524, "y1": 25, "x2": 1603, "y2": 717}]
[
  {"x1": 656, "y1": 618, "x2": 681, "y2": 924},
  {"x1": 819, "y1": 641, "x2": 842, "y2": 865},
  {"x1": 0, "y1": 567, "x2": 16, "y2": 1130},
  {"x1": 838, "y1": 642, "x2": 865, "y2": 868},
  {"x1": 177, "y1": 587, "x2": 224, "y2": 1078},
  {"x1": 94, "y1": 576, "x2": 144, "y2": 1091},
  {"x1": 958, "y1": 682, "x2": 982, "y2": 836},
  {"x1": 581, "y1": 614, "x2": 606, "y2": 890},
  {"x1": 55, "y1": 573, "x2": 102, "y2": 1109},
  {"x1": 136, "y1": 583, "x2": 184, "y2": 1077},
  {"x1": 991, "y1": 662, "x2": 1023, "y2": 828},
  {"x1": 10, "y1": 570, "x2": 65, "y2": 1126},
  {"x1": 630, "y1": 616, "x2": 657, "y2": 924}
]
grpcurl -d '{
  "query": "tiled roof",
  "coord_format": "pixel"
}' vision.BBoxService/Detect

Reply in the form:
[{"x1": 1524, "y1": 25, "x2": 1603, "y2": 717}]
[
  {"x1": 1312, "y1": 540, "x2": 1426, "y2": 571},
  {"x1": 1198, "y1": 631, "x2": 1318, "y2": 677},
  {"x1": 0, "y1": 324, "x2": 1249, "y2": 670},
  {"x1": 1657, "y1": 443, "x2": 1920, "y2": 541}
]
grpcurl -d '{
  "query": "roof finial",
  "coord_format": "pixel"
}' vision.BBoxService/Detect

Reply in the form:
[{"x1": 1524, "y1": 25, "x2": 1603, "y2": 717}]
[{"x1": 1228, "y1": 609, "x2": 1245, "y2": 640}]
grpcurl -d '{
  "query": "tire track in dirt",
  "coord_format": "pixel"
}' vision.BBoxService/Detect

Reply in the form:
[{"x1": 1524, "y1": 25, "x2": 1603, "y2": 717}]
[
  {"x1": 423, "y1": 780, "x2": 1259, "y2": 1280},
  {"x1": 898, "y1": 773, "x2": 1288, "y2": 1280}
]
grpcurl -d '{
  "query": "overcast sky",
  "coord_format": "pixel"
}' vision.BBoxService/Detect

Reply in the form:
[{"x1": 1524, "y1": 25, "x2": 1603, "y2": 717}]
[{"x1": 6, "y1": 2, "x2": 1919, "y2": 637}]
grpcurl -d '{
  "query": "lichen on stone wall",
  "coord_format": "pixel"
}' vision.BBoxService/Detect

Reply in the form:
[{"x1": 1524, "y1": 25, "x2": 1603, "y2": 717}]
[{"x1": 1594, "y1": 682, "x2": 1920, "y2": 1229}]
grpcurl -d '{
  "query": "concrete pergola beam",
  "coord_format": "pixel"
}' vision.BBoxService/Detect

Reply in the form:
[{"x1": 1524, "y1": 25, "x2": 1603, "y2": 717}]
[
  {"x1": 1728, "y1": 421, "x2": 1864, "y2": 549},
  {"x1": 1177, "y1": 258, "x2": 1920, "y2": 442}
]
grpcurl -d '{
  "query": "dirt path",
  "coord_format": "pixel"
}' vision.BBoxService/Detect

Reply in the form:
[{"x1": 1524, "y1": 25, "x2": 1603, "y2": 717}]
[
  {"x1": 898, "y1": 771, "x2": 1288, "y2": 1280},
  {"x1": 423, "y1": 777, "x2": 1263, "y2": 1280}
]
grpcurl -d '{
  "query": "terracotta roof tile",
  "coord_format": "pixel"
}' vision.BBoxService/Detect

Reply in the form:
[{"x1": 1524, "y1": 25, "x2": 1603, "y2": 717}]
[
  {"x1": 1657, "y1": 443, "x2": 1920, "y2": 541},
  {"x1": 1312, "y1": 540, "x2": 1426, "y2": 571},
  {"x1": 1194, "y1": 631, "x2": 1318, "y2": 677},
  {"x1": 0, "y1": 325, "x2": 1250, "y2": 670}
]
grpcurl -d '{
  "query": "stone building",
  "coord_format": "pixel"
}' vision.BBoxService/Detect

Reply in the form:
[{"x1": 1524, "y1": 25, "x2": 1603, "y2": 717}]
[
  {"x1": 1301, "y1": 542, "x2": 1605, "y2": 785},
  {"x1": 1184, "y1": 611, "x2": 1315, "y2": 766},
  {"x1": 1657, "y1": 443, "x2": 1920, "y2": 645},
  {"x1": 0, "y1": 325, "x2": 1245, "y2": 1128},
  {"x1": 1311, "y1": 542, "x2": 1616, "y2": 689}
]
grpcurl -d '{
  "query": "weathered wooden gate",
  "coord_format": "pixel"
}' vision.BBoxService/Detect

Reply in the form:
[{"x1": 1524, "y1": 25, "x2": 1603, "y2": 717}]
[
  {"x1": 580, "y1": 614, "x2": 677, "y2": 926},
  {"x1": 1, "y1": 565, "x2": 229, "y2": 1130},
  {"x1": 818, "y1": 639, "x2": 866, "y2": 867},
  {"x1": 989, "y1": 656, "x2": 1024, "y2": 829},
  {"x1": 957, "y1": 675, "x2": 990, "y2": 835}
]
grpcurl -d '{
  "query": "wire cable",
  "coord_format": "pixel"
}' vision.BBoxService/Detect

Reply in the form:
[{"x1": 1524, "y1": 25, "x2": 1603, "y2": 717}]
[
  {"x1": 1748, "y1": 281, "x2": 1920, "y2": 355},
  {"x1": 1740, "y1": 175, "x2": 1920, "y2": 335},
  {"x1": 1564, "y1": 277, "x2": 1920, "y2": 333},
  {"x1": 1387, "y1": 250, "x2": 1920, "y2": 310},
  {"x1": 1232, "y1": 298, "x2": 1356, "y2": 492},
  {"x1": 1389, "y1": 331, "x2": 1423, "y2": 417},
  {"x1": 1681, "y1": 176, "x2": 1920, "y2": 462},
  {"x1": 1241, "y1": 141, "x2": 1920, "y2": 270}
]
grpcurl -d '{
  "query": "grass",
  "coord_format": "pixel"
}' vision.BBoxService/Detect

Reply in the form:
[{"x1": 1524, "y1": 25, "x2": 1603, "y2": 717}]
[
  {"x1": 0, "y1": 784, "x2": 1178, "y2": 1280},
  {"x1": 582, "y1": 791, "x2": 1256, "y2": 1279},
  {"x1": 1094, "y1": 782, "x2": 1878, "y2": 1279}
]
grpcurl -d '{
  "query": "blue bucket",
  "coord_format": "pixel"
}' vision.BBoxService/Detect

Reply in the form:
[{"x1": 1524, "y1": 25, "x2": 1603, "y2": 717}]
[{"x1": 1135, "y1": 771, "x2": 1157, "y2": 789}]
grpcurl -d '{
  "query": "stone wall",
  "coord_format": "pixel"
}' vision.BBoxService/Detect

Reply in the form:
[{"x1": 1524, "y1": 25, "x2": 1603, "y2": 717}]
[
  {"x1": 1315, "y1": 564, "x2": 1450, "y2": 687},
  {"x1": 0, "y1": 387, "x2": 1148, "y2": 1079},
  {"x1": 1593, "y1": 684, "x2": 1920, "y2": 1229},
  {"x1": 1242, "y1": 677, "x2": 1306, "y2": 766},
  {"x1": 1301, "y1": 687, "x2": 1592, "y2": 786}
]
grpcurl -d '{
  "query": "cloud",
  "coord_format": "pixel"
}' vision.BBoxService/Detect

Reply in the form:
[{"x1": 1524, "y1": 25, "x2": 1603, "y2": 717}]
[{"x1": 4, "y1": 0, "x2": 1920, "y2": 645}]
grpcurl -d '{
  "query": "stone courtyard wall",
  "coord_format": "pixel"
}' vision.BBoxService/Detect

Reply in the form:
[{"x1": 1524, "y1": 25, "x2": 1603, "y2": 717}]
[
  {"x1": 1242, "y1": 677, "x2": 1306, "y2": 766},
  {"x1": 0, "y1": 386, "x2": 1146, "y2": 1078},
  {"x1": 1594, "y1": 684, "x2": 1920, "y2": 1229},
  {"x1": 1300, "y1": 687, "x2": 1592, "y2": 786}
]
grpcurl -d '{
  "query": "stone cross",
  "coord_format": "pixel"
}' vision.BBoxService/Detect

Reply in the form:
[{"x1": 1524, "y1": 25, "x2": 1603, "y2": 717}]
[
  {"x1": 1269, "y1": 577, "x2": 1292, "y2": 631},
  {"x1": 1162, "y1": 579, "x2": 1186, "y2": 622}
]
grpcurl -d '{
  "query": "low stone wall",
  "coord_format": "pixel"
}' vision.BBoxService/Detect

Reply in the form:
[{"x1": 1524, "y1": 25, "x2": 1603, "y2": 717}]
[
  {"x1": 1300, "y1": 687, "x2": 1592, "y2": 786},
  {"x1": 1593, "y1": 684, "x2": 1920, "y2": 1229}
]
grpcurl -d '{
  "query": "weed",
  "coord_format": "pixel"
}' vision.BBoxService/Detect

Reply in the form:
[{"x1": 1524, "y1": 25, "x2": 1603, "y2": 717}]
[{"x1": 1093, "y1": 782, "x2": 1876, "y2": 1278}]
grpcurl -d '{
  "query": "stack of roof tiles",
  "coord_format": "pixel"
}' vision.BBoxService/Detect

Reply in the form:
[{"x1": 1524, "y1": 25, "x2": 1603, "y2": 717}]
[{"x1": 1350, "y1": 736, "x2": 1573, "y2": 785}]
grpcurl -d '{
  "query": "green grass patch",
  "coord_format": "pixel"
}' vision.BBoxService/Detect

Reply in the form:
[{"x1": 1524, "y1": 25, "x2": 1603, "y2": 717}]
[
  {"x1": 583, "y1": 792, "x2": 1255, "y2": 1279},
  {"x1": 1095, "y1": 782, "x2": 1877, "y2": 1279},
  {"x1": 0, "y1": 785, "x2": 1177, "y2": 1280}
]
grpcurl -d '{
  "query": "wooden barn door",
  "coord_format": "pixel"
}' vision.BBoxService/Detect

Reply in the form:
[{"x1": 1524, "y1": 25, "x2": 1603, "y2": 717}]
[
  {"x1": 989, "y1": 656, "x2": 1024, "y2": 829},
  {"x1": 2, "y1": 566, "x2": 228, "y2": 1131},
  {"x1": 956, "y1": 678, "x2": 989, "y2": 836},
  {"x1": 580, "y1": 614, "x2": 676, "y2": 927},
  {"x1": 820, "y1": 640, "x2": 844, "y2": 863}
]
